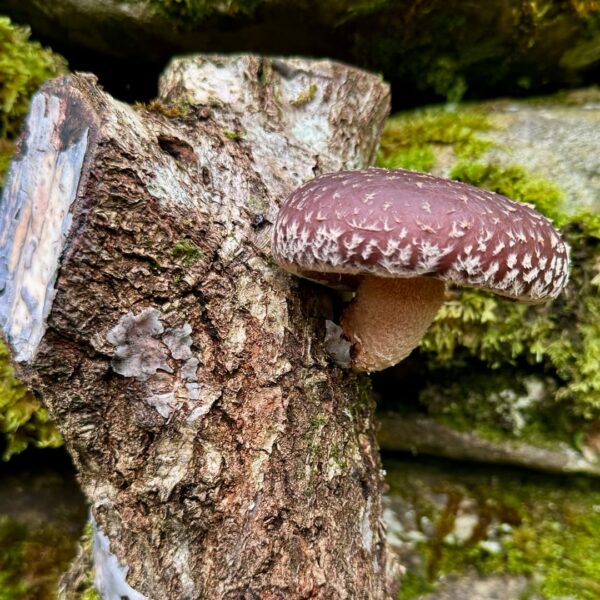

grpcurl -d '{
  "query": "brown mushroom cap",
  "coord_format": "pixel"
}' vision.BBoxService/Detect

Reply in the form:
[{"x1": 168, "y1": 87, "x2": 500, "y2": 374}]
[{"x1": 272, "y1": 168, "x2": 570, "y2": 302}]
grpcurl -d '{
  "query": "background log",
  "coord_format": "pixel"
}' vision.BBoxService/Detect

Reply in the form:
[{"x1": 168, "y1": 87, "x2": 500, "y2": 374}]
[{"x1": 0, "y1": 56, "x2": 397, "y2": 598}]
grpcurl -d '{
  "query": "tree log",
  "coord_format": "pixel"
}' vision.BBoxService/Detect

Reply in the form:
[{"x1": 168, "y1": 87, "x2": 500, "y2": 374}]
[{"x1": 0, "y1": 55, "x2": 397, "y2": 598}]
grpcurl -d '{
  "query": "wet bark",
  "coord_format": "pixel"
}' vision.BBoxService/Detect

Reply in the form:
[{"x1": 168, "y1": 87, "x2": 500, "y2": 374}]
[{"x1": 0, "y1": 55, "x2": 397, "y2": 598}]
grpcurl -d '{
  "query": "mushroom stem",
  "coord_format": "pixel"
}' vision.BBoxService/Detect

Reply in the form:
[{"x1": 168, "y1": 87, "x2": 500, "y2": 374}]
[{"x1": 340, "y1": 276, "x2": 446, "y2": 372}]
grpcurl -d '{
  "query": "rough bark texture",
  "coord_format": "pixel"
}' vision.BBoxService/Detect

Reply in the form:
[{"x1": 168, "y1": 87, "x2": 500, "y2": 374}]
[{"x1": 0, "y1": 55, "x2": 397, "y2": 598}]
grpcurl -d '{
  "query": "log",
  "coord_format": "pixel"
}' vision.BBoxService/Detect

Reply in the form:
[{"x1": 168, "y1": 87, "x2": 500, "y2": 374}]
[
  {"x1": 378, "y1": 413, "x2": 600, "y2": 477},
  {"x1": 0, "y1": 56, "x2": 397, "y2": 598}
]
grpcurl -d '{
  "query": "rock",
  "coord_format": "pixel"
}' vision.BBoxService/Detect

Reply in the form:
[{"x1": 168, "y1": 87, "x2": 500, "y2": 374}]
[
  {"x1": 464, "y1": 90, "x2": 600, "y2": 214},
  {"x1": 2, "y1": 1, "x2": 600, "y2": 102},
  {"x1": 376, "y1": 87, "x2": 600, "y2": 477}
]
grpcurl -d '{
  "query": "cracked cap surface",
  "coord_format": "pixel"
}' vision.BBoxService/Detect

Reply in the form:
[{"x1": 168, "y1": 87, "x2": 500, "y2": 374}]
[{"x1": 271, "y1": 167, "x2": 570, "y2": 302}]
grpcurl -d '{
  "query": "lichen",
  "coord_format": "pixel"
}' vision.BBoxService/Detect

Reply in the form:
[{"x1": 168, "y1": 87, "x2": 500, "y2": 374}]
[{"x1": 377, "y1": 102, "x2": 600, "y2": 441}]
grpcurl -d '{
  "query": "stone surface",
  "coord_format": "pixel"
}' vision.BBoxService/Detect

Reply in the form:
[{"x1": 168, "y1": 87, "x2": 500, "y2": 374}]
[{"x1": 2, "y1": 1, "x2": 600, "y2": 103}]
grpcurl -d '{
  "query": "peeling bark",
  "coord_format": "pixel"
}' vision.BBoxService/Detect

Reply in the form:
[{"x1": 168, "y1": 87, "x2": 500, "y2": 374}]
[{"x1": 0, "y1": 56, "x2": 397, "y2": 598}]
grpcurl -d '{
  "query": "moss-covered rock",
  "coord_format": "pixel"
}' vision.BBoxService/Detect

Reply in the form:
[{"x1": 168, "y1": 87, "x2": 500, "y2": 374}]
[
  {"x1": 2, "y1": 1, "x2": 600, "y2": 103},
  {"x1": 0, "y1": 17, "x2": 66, "y2": 459},
  {"x1": 385, "y1": 456, "x2": 600, "y2": 600},
  {"x1": 376, "y1": 90, "x2": 600, "y2": 458}
]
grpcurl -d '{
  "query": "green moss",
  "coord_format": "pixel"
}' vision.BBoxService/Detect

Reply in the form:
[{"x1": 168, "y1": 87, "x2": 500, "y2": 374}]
[
  {"x1": 147, "y1": 0, "x2": 262, "y2": 24},
  {"x1": 377, "y1": 107, "x2": 494, "y2": 171},
  {"x1": 0, "y1": 17, "x2": 67, "y2": 140},
  {"x1": 78, "y1": 522, "x2": 100, "y2": 600},
  {"x1": 0, "y1": 516, "x2": 79, "y2": 600},
  {"x1": 387, "y1": 458, "x2": 600, "y2": 600},
  {"x1": 449, "y1": 162, "x2": 567, "y2": 226},
  {"x1": 423, "y1": 166, "x2": 600, "y2": 420},
  {"x1": 378, "y1": 102, "x2": 600, "y2": 433},
  {"x1": 418, "y1": 371, "x2": 584, "y2": 446},
  {"x1": 0, "y1": 341, "x2": 62, "y2": 461},
  {"x1": 0, "y1": 138, "x2": 14, "y2": 187},
  {"x1": 290, "y1": 83, "x2": 317, "y2": 107},
  {"x1": 223, "y1": 129, "x2": 244, "y2": 141},
  {"x1": 396, "y1": 571, "x2": 434, "y2": 600},
  {"x1": 134, "y1": 98, "x2": 194, "y2": 120},
  {"x1": 171, "y1": 238, "x2": 204, "y2": 266}
]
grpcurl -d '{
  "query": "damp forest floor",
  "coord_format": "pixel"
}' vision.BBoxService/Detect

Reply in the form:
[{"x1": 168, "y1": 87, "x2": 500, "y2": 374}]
[
  {"x1": 385, "y1": 454, "x2": 600, "y2": 600},
  {"x1": 0, "y1": 450, "x2": 598, "y2": 599},
  {"x1": 0, "y1": 449, "x2": 87, "y2": 600}
]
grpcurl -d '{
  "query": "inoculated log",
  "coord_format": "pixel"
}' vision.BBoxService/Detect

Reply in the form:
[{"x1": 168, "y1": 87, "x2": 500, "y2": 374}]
[{"x1": 0, "y1": 56, "x2": 397, "y2": 598}]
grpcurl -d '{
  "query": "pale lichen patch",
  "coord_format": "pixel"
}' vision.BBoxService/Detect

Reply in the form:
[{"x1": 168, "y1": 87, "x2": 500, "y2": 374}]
[{"x1": 107, "y1": 308, "x2": 170, "y2": 380}]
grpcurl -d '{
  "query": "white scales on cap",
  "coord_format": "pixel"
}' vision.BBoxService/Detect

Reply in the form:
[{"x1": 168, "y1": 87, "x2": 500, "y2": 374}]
[{"x1": 272, "y1": 168, "x2": 570, "y2": 372}]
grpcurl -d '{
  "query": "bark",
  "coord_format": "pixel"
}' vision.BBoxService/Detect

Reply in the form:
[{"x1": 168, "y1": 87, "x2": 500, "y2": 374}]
[{"x1": 0, "y1": 55, "x2": 397, "y2": 598}]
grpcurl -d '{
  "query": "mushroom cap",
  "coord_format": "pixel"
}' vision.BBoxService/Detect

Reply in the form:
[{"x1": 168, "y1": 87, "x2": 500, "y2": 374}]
[{"x1": 272, "y1": 168, "x2": 570, "y2": 303}]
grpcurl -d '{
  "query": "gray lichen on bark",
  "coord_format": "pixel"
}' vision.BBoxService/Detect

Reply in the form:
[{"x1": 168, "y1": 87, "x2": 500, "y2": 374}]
[
  {"x1": 107, "y1": 308, "x2": 170, "y2": 379},
  {"x1": 0, "y1": 55, "x2": 397, "y2": 598}
]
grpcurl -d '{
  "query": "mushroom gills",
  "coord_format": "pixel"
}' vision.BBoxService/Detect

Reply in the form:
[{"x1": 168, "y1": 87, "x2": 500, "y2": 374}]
[{"x1": 340, "y1": 276, "x2": 446, "y2": 372}]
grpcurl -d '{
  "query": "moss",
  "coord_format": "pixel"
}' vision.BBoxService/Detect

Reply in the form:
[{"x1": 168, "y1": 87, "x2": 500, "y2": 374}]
[
  {"x1": 78, "y1": 522, "x2": 100, "y2": 600},
  {"x1": 424, "y1": 167, "x2": 600, "y2": 420},
  {"x1": 0, "y1": 516, "x2": 80, "y2": 600},
  {"x1": 223, "y1": 129, "x2": 244, "y2": 141},
  {"x1": 290, "y1": 83, "x2": 317, "y2": 107},
  {"x1": 171, "y1": 238, "x2": 204, "y2": 266},
  {"x1": 387, "y1": 457, "x2": 600, "y2": 600},
  {"x1": 418, "y1": 371, "x2": 584, "y2": 447},
  {"x1": 396, "y1": 571, "x2": 434, "y2": 600},
  {"x1": 0, "y1": 341, "x2": 62, "y2": 461},
  {"x1": 448, "y1": 162, "x2": 567, "y2": 226},
  {"x1": 147, "y1": 0, "x2": 263, "y2": 24},
  {"x1": 0, "y1": 17, "x2": 67, "y2": 140},
  {"x1": 0, "y1": 138, "x2": 14, "y2": 187},
  {"x1": 134, "y1": 98, "x2": 194, "y2": 120},
  {"x1": 378, "y1": 102, "x2": 600, "y2": 436},
  {"x1": 377, "y1": 107, "x2": 494, "y2": 171}
]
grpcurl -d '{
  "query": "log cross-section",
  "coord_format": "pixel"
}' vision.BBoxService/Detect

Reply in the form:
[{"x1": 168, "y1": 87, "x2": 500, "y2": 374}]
[{"x1": 0, "y1": 55, "x2": 395, "y2": 599}]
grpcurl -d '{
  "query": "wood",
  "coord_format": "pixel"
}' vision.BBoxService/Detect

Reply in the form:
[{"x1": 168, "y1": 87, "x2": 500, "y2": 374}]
[
  {"x1": 378, "y1": 413, "x2": 600, "y2": 477},
  {"x1": 0, "y1": 55, "x2": 398, "y2": 598}
]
